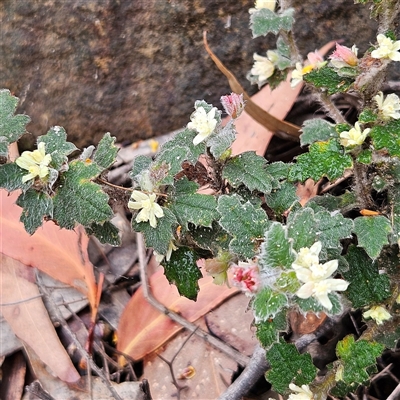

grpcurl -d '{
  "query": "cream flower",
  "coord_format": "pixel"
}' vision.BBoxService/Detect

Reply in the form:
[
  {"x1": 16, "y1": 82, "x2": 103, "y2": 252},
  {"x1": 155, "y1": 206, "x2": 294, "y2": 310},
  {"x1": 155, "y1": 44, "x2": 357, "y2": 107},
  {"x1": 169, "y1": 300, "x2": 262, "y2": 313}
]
[
  {"x1": 363, "y1": 305, "x2": 391, "y2": 325},
  {"x1": 371, "y1": 34, "x2": 400, "y2": 61},
  {"x1": 374, "y1": 91, "x2": 400, "y2": 120},
  {"x1": 15, "y1": 142, "x2": 52, "y2": 183},
  {"x1": 251, "y1": 53, "x2": 275, "y2": 83},
  {"x1": 292, "y1": 242, "x2": 349, "y2": 310},
  {"x1": 339, "y1": 122, "x2": 370, "y2": 147},
  {"x1": 288, "y1": 383, "x2": 314, "y2": 400},
  {"x1": 187, "y1": 106, "x2": 218, "y2": 145},
  {"x1": 128, "y1": 190, "x2": 164, "y2": 228},
  {"x1": 254, "y1": 0, "x2": 275, "y2": 10}
]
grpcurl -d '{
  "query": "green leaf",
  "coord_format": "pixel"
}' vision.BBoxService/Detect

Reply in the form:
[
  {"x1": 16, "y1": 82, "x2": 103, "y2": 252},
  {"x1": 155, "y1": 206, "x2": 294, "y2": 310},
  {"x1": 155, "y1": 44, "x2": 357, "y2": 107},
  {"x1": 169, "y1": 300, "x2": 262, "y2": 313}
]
[
  {"x1": 358, "y1": 109, "x2": 377, "y2": 123},
  {"x1": 163, "y1": 247, "x2": 203, "y2": 300},
  {"x1": 168, "y1": 177, "x2": 218, "y2": 228},
  {"x1": 295, "y1": 292, "x2": 343, "y2": 315},
  {"x1": 303, "y1": 66, "x2": 354, "y2": 95},
  {"x1": 266, "y1": 341, "x2": 317, "y2": 394},
  {"x1": 53, "y1": 160, "x2": 113, "y2": 229},
  {"x1": 250, "y1": 8, "x2": 295, "y2": 37},
  {"x1": 374, "y1": 317, "x2": 400, "y2": 349},
  {"x1": 353, "y1": 215, "x2": 391, "y2": 259},
  {"x1": 260, "y1": 222, "x2": 294, "y2": 271},
  {"x1": 223, "y1": 151, "x2": 273, "y2": 194},
  {"x1": 252, "y1": 287, "x2": 288, "y2": 322},
  {"x1": 93, "y1": 132, "x2": 118, "y2": 170},
  {"x1": 287, "y1": 207, "x2": 316, "y2": 250},
  {"x1": 0, "y1": 163, "x2": 32, "y2": 192},
  {"x1": 300, "y1": 119, "x2": 337, "y2": 146},
  {"x1": 207, "y1": 120, "x2": 236, "y2": 159},
  {"x1": 370, "y1": 119, "x2": 400, "y2": 157},
  {"x1": 189, "y1": 222, "x2": 232, "y2": 254},
  {"x1": 0, "y1": 89, "x2": 30, "y2": 157},
  {"x1": 133, "y1": 207, "x2": 178, "y2": 255},
  {"x1": 342, "y1": 246, "x2": 391, "y2": 308},
  {"x1": 336, "y1": 335, "x2": 384, "y2": 385},
  {"x1": 39, "y1": 126, "x2": 77, "y2": 170},
  {"x1": 16, "y1": 189, "x2": 53, "y2": 234},
  {"x1": 217, "y1": 194, "x2": 270, "y2": 258},
  {"x1": 85, "y1": 221, "x2": 121, "y2": 246},
  {"x1": 255, "y1": 310, "x2": 288, "y2": 349},
  {"x1": 308, "y1": 191, "x2": 357, "y2": 213},
  {"x1": 356, "y1": 149, "x2": 372, "y2": 164},
  {"x1": 288, "y1": 139, "x2": 353, "y2": 182},
  {"x1": 265, "y1": 181, "x2": 298, "y2": 215},
  {"x1": 265, "y1": 161, "x2": 291, "y2": 188},
  {"x1": 130, "y1": 155, "x2": 153, "y2": 180},
  {"x1": 389, "y1": 185, "x2": 400, "y2": 244}
]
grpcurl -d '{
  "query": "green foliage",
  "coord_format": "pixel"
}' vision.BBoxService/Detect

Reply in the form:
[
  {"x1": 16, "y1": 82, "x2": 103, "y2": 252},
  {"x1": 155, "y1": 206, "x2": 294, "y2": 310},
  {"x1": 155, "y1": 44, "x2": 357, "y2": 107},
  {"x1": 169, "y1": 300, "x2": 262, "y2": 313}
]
[
  {"x1": 288, "y1": 139, "x2": 353, "y2": 182},
  {"x1": 300, "y1": 119, "x2": 337, "y2": 146},
  {"x1": 343, "y1": 246, "x2": 391, "y2": 308},
  {"x1": 358, "y1": 109, "x2": 377, "y2": 123},
  {"x1": 222, "y1": 151, "x2": 273, "y2": 195},
  {"x1": 265, "y1": 181, "x2": 298, "y2": 215},
  {"x1": 356, "y1": 149, "x2": 372, "y2": 164},
  {"x1": 255, "y1": 310, "x2": 287, "y2": 349},
  {"x1": 207, "y1": 120, "x2": 236, "y2": 159},
  {"x1": 303, "y1": 66, "x2": 354, "y2": 95},
  {"x1": 353, "y1": 215, "x2": 391, "y2": 259},
  {"x1": 252, "y1": 287, "x2": 288, "y2": 322},
  {"x1": 370, "y1": 119, "x2": 400, "y2": 157},
  {"x1": 53, "y1": 160, "x2": 113, "y2": 229},
  {"x1": 93, "y1": 132, "x2": 118, "y2": 170},
  {"x1": 0, "y1": 89, "x2": 31, "y2": 157},
  {"x1": 16, "y1": 189, "x2": 53, "y2": 234},
  {"x1": 168, "y1": 178, "x2": 218, "y2": 228},
  {"x1": 0, "y1": 163, "x2": 32, "y2": 192},
  {"x1": 85, "y1": 221, "x2": 121, "y2": 246},
  {"x1": 266, "y1": 341, "x2": 318, "y2": 393},
  {"x1": 296, "y1": 292, "x2": 343, "y2": 315},
  {"x1": 250, "y1": 8, "x2": 295, "y2": 37},
  {"x1": 336, "y1": 335, "x2": 384, "y2": 385},
  {"x1": 163, "y1": 247, "x2": 203, "y2": 300},
  {"x1": 217, "y1": 194, "x2": 269, "y2": 258}
]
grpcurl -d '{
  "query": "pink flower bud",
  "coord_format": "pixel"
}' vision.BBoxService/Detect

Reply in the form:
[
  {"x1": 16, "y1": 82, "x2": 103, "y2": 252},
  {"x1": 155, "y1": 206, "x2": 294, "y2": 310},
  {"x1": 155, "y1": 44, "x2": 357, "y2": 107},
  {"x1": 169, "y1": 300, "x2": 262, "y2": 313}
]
[
  {"x1": 220, "y1": 92, "x2": 245, "y2": 119},
  {"x1": 231, "y1": 262, "x2": 260, "y2": 294},
  {"x1": 329, "y1": 43, "x2": 358, "y2": 68}
]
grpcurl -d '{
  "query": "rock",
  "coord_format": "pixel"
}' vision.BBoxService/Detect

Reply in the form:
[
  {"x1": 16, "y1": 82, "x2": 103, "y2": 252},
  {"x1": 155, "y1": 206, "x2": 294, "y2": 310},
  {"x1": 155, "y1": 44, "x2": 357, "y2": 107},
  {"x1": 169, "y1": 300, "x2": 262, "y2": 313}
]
[{"x1": 0, "y1": 0, "x2": 385, "y2": 149}]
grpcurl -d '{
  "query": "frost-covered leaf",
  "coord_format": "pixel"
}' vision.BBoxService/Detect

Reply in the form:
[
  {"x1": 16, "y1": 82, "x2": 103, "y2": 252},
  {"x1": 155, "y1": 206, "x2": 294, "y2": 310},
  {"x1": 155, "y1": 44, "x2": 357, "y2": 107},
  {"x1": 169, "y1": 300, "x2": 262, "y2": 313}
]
[
  {"x1": 252, "y1": 287, "x2": 288, "y2": 322},
  {"x1": 168, "y1": 177, "x2": 218, "y2": 228},
  {"x1": 0, "y1": 163, "x2": 32, "y2": 192},
  {"x1": 370, "y1": 119, "x2": 400, "y2": 157},
  {"x1": 217, "y1": 194, "x2": 270, "y2": 258},
  {"x1": 0, "y1": 89, "x2": 30, "y2": 157},
  {"x1": 53, "y1": 160, "x2": 113, "y2": 229},
  {"x1": 16, "y1": 189, "x2": 53, "y2": 234},
  {"x1": 265, "y1": 181, "x2": 298, "y2": 215},
  {"x1": 93, "y1": 132, "x2": 118, "y2": 170},
  {"x1": 266, "y1": 341, "x2": 317, "y2": 394},
  {"x1": 85, "y1": 221, "x2": 121, "y2": 246},
  {"x1": 288, "y1": 139, "x2": 352, "y2": 182},
  {"x1": 300, "y1": 119, "x2": 337, "y2": 146},
  {"x1": 353, "y1": 215, "x2": 391, "y2": 259},
  {"x1": 39, "y1": 126, "x2": 77, "y2": 171},
  {"x1": 250, "y1": 8, "x2": 295, "y2": 37},
  {"x1": 223, "y1": 151, "x2": 273, "y2": 194},
  {"x1": 336, "y1": 335, "x2": 384, "y2": 385},
  {"x1": 342, "y1": 246, "x2": 391, "y2": 308},
  {"x1": 163, "y1": 247, "x2": 203, "y2": 300},
  {"x1": 260, "y1": 222, "x2": 294, "y2": 270},
  {"x1": 133, "y1": 208, "x2": 178, "y2": 255},
  {"x1": 207, "y1": 120, "x2": 236, "y2": 159},
  {"x1": 303, "y1": 66, "x2": 354, "y2": 95},
  {"x1": 255, "y1": 310, "x2": 288, "y2": 349}
]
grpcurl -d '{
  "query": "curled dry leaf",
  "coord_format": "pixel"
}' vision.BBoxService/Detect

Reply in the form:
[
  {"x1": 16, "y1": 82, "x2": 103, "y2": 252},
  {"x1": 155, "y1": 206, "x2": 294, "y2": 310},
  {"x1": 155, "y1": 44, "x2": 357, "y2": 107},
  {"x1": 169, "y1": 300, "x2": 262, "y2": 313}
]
[
  {"x1": 117, "y1": 268, "x2": 238, "y2": 361},
  {"x1": 0, "y1": 189, "x2": 99, "y2": 318}
]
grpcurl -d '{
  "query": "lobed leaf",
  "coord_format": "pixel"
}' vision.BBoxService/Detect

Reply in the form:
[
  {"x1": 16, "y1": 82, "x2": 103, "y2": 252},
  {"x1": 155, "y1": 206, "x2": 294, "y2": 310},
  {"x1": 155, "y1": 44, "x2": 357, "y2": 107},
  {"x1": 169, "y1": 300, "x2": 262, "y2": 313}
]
[
  {"x1": 0, "y1": 89, "x2": 30, "y2": 157},
  {"x1": 223, "y1": 151, "x2": 273, "y2": 195},
  {"x1": 250, "y1": 8, "x2": 295, "y2": 37},
  {"x1": 266, "y1": 341, "x2": 317, "y2": 394},
  {"x1": 0, "y1": 163, "x2": 32, "y2": 193},
  {"x1": 93, "y1": 132, "x2": 118, "y2": 170},
  {"x1": 288, "y1": 139, "x2": 353, "y2": 182},
  {"x1": 265, "y1": 181, "x2": 298, "y2": 215},
  {"x1": 255, "y1": 310, "x2": 288, "y2": 349},
  {"x1": 370, "y1": 119, "x2": 400, "y2": 157},
  {"x1": 295, "y1": 292, "x2": 343, "y2": 315},
  {"x1": 300, "y1": 119, "x2": 337, "y2": 146},
  {"x1": 252, "y1": 287, "x2": 288, "y2": 322},
  {"x1": 217, "y1": 194, "x2": 270, "y2": 259},
  {"x1": 85, "y1": 221, "x2": 121, "y2": 246},
  {"x1": 207, "y1": 120, "x2": 236, "y2": 159},
  {"x1": 353, "y1": 215, "x2": 391, "y2": 259}
]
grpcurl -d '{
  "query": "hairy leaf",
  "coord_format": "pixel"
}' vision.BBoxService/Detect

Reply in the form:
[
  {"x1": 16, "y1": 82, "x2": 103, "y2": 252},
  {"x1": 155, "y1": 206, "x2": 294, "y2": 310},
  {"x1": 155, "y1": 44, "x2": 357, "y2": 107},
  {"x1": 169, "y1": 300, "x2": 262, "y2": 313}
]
[
  {"x1": 0, "y1": 89, "x2": 30, "y2": 157},
  {"x1": 255, "y1": 310, "x2": 288, "y2": 349},
  {"x1": 266, "y1": 341, "x2": 317, "y2": 393},
  {"x1": 250, "y1": 8, "x2": 295, "y2": 37},
  {"x1": 295, "y1": 292, "x2": 343, "y2": 315},
  {"x1": 343, "y1": 246, "x2": 391, "y2": 308},
  {"x1": 0, "y1": 163, "x2": 32, "y2": 193},
  {"x1": 189, "y1": 222, "x2": 232, "y2": 254},
  {"x1": 130, "y1": 155, "x2": 153, "y2": 180},
  {"x1": 208, "y1": 120, "x2": 236, "y2": 159},
  {"x1": 93, "y1": 132, "x2": 118, "y2": 170},
  {"x1": 265, "y1": 181, "x2": 298, "y2": 215},
  {"x1": 300, "y1": 119, "x2": 337, "y2": 146},
  {"x1": 287, "y1": 207, "x2": 316, "y2": 250},
  {"x1": 85, "y1": 221, "x2": 121, "y2": 246},
  {"x1": 370, "y1": 119, "x2": 400, "y2": 157},
  {"x1": 353, "y1": 215, "x2": 391, "y2": 259},
  {"x1": 252, "y1": 287, "x2": 288, "y2": 322}
]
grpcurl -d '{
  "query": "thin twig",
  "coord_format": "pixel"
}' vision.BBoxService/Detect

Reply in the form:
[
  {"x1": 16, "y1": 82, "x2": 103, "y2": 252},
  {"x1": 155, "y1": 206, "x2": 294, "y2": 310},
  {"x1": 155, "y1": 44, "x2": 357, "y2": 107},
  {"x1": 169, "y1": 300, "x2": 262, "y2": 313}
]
[
  {"x1": 0, "y1": 294, "x2": 43, "y2": 306},
  {"x1": 136, "y1": 233, "x2": 250, "y2": 367},
  {"x1": 35, "y1": 271, "x2": 124, "y2": 400}
]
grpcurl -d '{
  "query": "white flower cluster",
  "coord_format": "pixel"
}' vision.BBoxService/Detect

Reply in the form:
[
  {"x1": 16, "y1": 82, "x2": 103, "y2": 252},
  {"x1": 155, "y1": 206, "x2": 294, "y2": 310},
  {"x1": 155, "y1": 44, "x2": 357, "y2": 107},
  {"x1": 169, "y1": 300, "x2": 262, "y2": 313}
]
[
  {"x1": 339, "y1": 122, "x2": 370, "y2": 148},
  {"x1": 128, "y1": 190, "x2": 164, "y2": 228},
  {"x1": 187, "y1": 106, "x2": 218, "y2": 145},
  {"x1": 292, "y1": 241, "x2": 349, "y2": 310}
]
